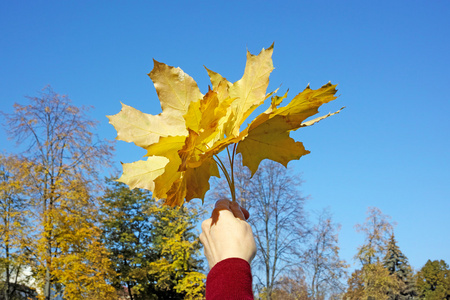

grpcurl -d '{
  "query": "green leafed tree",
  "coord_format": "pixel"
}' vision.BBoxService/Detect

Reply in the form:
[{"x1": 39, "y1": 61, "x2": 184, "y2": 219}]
[
  {"x1": 147, "y1": 203, "x2": 206, "y2": 300},
  {"x1": 415, "y1": 259, "x2": 450, "y2": 300},
  {"x1": 100, "y1": 178, "x2": 154, "y2": 300},
  {"x1": 100, "y1": 178, "x2": 206, "y2": 300},
  {"x1": 383, "y1": 234, "x2": 417, "y2": 299}
]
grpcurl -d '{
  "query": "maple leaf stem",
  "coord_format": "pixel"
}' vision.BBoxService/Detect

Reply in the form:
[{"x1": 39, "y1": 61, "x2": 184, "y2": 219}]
[
  {"x1": 213, "y1": 154, "x2": 236, "y2": 202},
  {"x1": 213, "y1": 155, "x2": 230, "y2": 185},
  {"x1": 226, "y1": 144, "x2": 238, "y2": 203}
]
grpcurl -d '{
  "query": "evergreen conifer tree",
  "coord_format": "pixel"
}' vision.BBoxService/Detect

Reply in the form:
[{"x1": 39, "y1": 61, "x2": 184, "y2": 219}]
[{"x1": 383, "y1": 234, "x2": 417, "y2": 300}]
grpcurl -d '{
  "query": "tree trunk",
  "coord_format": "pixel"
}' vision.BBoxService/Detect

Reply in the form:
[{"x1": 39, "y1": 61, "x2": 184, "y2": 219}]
[
  {"x1": 4, "y1": 216, "x2": 11, "y2": 300},
  {"x1": 44, "y1": 266, "x2": 51, "y2": 300},
  {"x1": 127, "y1": 282, "x2": 134, "y2": 300},
  {"x1": 4, "y1": 248, "x2": 10, "y2": 300},
  {"x1": 44, "y1": 195, "x2": 53, "y2": 300}
]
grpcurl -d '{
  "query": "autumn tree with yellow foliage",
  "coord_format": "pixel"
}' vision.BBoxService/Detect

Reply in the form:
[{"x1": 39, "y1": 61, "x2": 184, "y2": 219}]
[
  {"x1": 0, "y1": 154, "x2": 36, "y2": 300},
  {"x1": 1, "y1": 87, "x2": 116, "y2": 300}
]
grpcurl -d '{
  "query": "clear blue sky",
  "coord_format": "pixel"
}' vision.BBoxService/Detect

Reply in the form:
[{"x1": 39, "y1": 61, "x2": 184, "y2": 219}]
[{"x1": 1, "y1": 1, "x2": 449, "y2": 273}]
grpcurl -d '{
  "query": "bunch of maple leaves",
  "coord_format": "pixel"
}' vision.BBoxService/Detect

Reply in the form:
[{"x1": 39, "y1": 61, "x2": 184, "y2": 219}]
[{"x1": 108, "y1": 45, "x2": 342, "y2": 207}]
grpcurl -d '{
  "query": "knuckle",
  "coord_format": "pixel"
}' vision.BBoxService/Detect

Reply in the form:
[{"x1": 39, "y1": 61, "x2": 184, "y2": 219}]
[{"x1": 201, "y1": 218, "x2": 212, "y2": 231}]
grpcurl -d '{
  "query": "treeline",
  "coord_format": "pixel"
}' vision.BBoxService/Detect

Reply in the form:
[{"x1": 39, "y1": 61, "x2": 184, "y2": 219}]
[{"x1": 1, "y1": 88, "x2": 449, "y2": 300}]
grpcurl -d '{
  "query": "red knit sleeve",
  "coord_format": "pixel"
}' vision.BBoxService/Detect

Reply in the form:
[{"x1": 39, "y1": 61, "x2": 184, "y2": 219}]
[{"x1": 205, "y1": 257, "x2": 253, "y2": 300}]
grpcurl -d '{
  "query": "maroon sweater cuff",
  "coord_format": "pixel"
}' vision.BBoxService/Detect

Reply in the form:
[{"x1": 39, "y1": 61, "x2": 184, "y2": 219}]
[{"x1": 205, "y1": 258, "x2": 253, "y2": 299}]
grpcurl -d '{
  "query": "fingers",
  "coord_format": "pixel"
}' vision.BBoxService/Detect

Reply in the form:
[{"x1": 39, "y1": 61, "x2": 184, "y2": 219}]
[
  {"x1": 201, "y1": 200, "x2": 256, "y2": 269},
  {"x1": 230, "y1": 201, "x2": 245, "y2": 220},
  {"x1": 200, "y1": 219, "x2": 215, "y2": 269},
  {"x1": 211, "y1": 198, "x2": 250, "y2": 222},
  {"x1": 214, "y1": 199, "x2": 233, "y2": 211},
  {"x1": 241, "y1": 207, "x2": 250, "y2": 220}
]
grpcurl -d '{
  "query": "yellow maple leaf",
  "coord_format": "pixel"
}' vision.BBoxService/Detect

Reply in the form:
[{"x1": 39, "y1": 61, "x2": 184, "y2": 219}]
[
  {"x1": 236, "y1": 115, "x2": 310, "y2": 175},
  {"x1": 108, "y1": 45, "x2": 342, "y2": 206},
  {"x1": 236, "y1": 83, "x2": 345, "y2": 175}
]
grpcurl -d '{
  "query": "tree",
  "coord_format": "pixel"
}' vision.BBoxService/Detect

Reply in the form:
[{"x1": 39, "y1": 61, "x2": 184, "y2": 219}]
[
  {"x1": 100, "y1": 178, "x2": 154, "y2": 300},
  {"x1": 345, "y1": 264, "x2": 401, "y2": 300},
  {"x1": 344, "y1": 269, "x2": 365, "y2": 300},
  {"x1": 266, "y1": 270, "x2": 310, "y2": 300},
  {"x1": 212, "y1": 154, "x2": 308, "y2": 300},
  {"x1": 1, "y1": 86, "x2": 115, "y2": 300},
  {"x1": 0, "y1": 154, "x2": 35, "y2": 300},
  {"x1": 383, "y1": 234, "x2": 416, "y2": 299},
  {"x1": 147, "y1": 203, "x2": 206, "y2": 300},
  {"x1": 416, "y1": 260, "x2": 450, "y2": 300},
  {"x1": 344, "y1": 207, "x2": 399, "y2": 300},
  {"x1": 355, "y1": 207, "x2": 395, "y2": 265},
  {"x1": 101, "y1": 178, "x2": 206, "y2": 300},
  {"x1": 301, "y1": 209, "x2": 348, "y2": 299}
]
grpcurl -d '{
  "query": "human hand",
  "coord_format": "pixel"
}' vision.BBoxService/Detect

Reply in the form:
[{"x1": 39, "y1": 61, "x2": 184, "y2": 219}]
[{"x1": 199, "y1": 199, "x2": 257, "y2": 269}]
